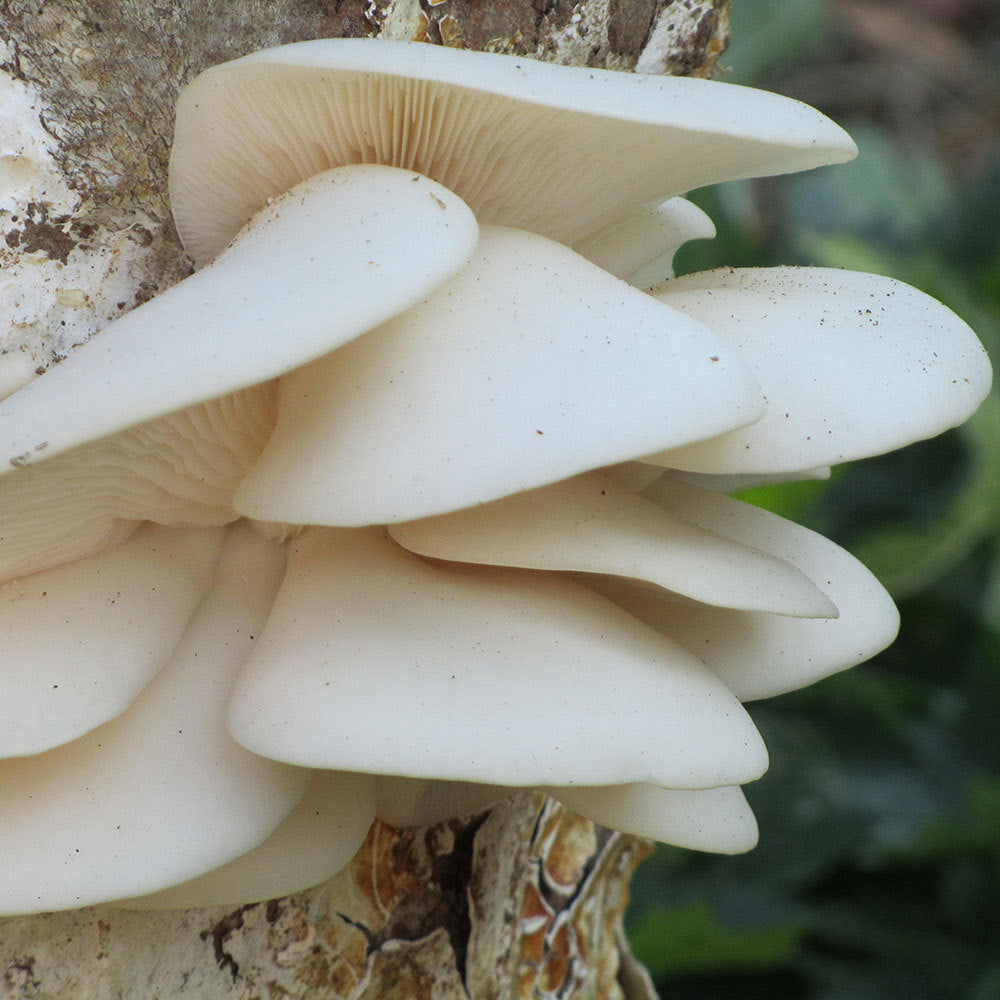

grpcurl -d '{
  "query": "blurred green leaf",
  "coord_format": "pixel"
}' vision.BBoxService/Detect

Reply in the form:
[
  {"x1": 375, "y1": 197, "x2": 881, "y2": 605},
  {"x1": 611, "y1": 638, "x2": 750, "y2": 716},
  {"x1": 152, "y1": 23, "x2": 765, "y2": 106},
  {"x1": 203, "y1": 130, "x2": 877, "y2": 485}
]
[
  {"x1": 736, "y1": 473, "x2": 834, "y2": 524},
  {"x1": 907, "y1": 776, "x2": 1000, "y2": 860},
  {"x1": 628, "y1": 901, "x2": 804, "y2": 977},
  {"x1": 849, "y1": 396, "x2": 1000, "y2": 598},
  {"x1": 783, "y1": 124, "x2": 956, "y2": 251},
  {"x1": 725, "y1": 0, "x2": 830, "y2": 84}
]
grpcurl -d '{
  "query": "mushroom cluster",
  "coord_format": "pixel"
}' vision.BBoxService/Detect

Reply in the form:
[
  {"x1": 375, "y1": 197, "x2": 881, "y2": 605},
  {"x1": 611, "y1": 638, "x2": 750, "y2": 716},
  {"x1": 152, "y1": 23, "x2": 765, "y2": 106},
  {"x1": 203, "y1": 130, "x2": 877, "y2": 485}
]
[{"x1": 0, "y1": 40, "x2": 991, "y2": 915}]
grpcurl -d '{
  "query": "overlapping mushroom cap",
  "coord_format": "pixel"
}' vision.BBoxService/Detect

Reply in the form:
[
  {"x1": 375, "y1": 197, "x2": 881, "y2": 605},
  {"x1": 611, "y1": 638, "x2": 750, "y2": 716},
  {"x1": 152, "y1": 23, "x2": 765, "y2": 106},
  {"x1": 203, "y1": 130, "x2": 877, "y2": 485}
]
[{"x1": 0, "y1": 40, "x2": 991, "y2": 916}]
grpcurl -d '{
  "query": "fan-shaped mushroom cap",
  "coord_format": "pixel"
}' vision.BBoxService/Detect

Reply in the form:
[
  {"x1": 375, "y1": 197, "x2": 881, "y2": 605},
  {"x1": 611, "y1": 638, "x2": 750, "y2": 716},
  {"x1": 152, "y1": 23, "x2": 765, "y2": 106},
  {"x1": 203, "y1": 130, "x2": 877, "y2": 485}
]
[
  {"x1": 646, "y1": 267, "x2": 993, "y2": 474},
  {"x1": 120, "y1": 771, "x2": 376, "y2": 910},
  {"x1": 170, "y1": 39, "x2": 857, "y2": 266},
  {"x1": 234, "y1": 226, "x2": 763, "y2": 525},
  {"x1": 613, "y1": 477, "x2": 900, "y2": 700},
  {"x1": 388, "y1": 470, "x2": 837, "y2": 618},
  {"x1": 0, "y1": 386, "x2": 275, "y2": 582},
  {"x1": 226, "y1": 528, "x2": 769, "y2": 790},
  {"x1": 368, "y1": 777, "x2": 760, "y2": 854},
  {"x1": 574, "y1": 197, "x2": 716, "y2": 289},
  {"x1": 0, "y1": 166, "x2": 476, "y2": 470}
]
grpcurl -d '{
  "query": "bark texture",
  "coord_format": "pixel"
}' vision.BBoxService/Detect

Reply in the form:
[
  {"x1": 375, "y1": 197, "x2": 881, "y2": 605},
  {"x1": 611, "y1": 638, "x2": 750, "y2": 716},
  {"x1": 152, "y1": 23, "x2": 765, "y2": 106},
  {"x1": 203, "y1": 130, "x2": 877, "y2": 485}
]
[
  {"x1": 0, "y1": 3, "x2": 729, "y2": 997},
  {"x1": 0, "y1": 797, "x2": 654, "y2": 1000}
]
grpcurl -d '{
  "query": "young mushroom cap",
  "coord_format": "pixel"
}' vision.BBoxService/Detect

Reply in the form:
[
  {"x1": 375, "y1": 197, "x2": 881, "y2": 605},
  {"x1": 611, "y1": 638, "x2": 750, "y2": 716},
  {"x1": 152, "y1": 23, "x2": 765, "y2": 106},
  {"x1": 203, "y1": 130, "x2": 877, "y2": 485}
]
[
  {"x1": 169, "y1": 38, "x2": 857, "y2": 265},
  {"x1": 388, "y1": 470, "x2": 838, "y2": 619},
  {"x1": 574, "y1": 197, "x2": 717, "y2": 288},
  {"x1": 615, "y1": 477, "x2": 901, "y2": 700},
  {"x1": 0, "y1": 386, "x2": 275, "y2": 582},
  {"x1": 120, "y1": 771, "x2": 376, "y2": 910},
  {"x1": 549, "y1": 783, "x2": 759, "y2": 854}
]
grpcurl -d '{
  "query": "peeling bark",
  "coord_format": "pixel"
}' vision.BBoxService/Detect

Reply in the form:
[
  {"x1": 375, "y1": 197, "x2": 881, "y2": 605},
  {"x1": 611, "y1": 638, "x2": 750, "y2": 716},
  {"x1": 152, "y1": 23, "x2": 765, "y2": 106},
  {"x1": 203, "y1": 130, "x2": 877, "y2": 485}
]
[{"x1": 0, "y1": 3, "x2": 728, "y2": 996}]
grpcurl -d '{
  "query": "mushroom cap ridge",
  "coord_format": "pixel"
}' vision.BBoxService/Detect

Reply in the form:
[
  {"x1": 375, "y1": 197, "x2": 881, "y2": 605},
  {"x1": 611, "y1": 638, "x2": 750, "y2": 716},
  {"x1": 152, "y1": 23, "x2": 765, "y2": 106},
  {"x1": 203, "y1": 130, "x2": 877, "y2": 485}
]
[{"x1": 170, "y1": 38, "x2": 857, "y2": 266}]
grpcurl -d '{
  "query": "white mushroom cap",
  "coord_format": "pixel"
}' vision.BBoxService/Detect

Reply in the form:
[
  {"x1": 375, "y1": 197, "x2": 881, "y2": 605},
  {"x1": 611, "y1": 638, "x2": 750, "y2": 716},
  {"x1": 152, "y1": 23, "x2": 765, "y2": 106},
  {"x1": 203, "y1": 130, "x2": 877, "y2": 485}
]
[
  {"x1": 0, "y1": 524, "x2": 224, "y2": 758},
  {"x1": 388, "y1": 470, "x2": 837, "y2": 618},
  {"x1": 646, "y1": 267, "x2": 993, "y2": 473},
  {"x1": 549, "y1": 783, "x2": 759, "y2": 854},
  {"x1": 119, "y1": 771, "x2": 376, "y2": 910},
  {"x1": 169, "y1": 39, "x2": 857, "y2": 265},
  {"x1": 617, "y1": 477, "x2": 901, "y2": 700},
  {"x1": 574, "y1": 197, "x2": 717, "y2": 288},
  {"x1": 0, "y1": 524, "x2": 309, "y2": 915},
  {"x1": 369, "y1": 776, "x2": 759, "y2": 856},
  {"x1": 0, "y1": 386, "x2": 274, "y2": 582},
  {"x1": 233, "y1": 225, "x2": 764, "y2": 525},
  {"x1": 0, "y1": 166, "x2": 477, "y2": 470},
  {"x1": 226, "y1": 527, "x2": 769, "y2": 790}
]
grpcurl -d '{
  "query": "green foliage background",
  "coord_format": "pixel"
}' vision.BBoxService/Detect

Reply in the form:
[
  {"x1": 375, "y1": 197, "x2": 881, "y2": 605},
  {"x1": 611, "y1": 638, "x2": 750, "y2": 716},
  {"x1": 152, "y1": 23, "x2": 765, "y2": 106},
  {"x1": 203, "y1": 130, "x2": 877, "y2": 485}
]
[{"x1": 626, "y1": 2, "x2": 1000, "y2": 996}]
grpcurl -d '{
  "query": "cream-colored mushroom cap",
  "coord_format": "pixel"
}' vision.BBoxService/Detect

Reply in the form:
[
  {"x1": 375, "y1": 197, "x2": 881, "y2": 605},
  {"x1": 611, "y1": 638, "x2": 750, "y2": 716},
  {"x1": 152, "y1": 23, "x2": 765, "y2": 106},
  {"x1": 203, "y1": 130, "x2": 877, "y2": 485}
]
[
  {"x1": 647, "y1": 268, "x2": 993, "y2": 473},
  {"x1": 169, "y1": 38, "x2": 857, "y2": 266},
  {"x1": 0, "y1": 166, "x2": 477, "y2": 470}
]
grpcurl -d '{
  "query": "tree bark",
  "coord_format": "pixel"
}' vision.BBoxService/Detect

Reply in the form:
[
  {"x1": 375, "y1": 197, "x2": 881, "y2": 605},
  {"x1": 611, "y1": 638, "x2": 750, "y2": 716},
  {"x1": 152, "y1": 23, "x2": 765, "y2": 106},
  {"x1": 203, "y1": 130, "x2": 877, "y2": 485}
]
[
  {"x1": 0, "y1": 3, "x2": 729, "y2": 997},
  {"x1": 0, "y1": 795, "x2": 655, "y2": 1000}
]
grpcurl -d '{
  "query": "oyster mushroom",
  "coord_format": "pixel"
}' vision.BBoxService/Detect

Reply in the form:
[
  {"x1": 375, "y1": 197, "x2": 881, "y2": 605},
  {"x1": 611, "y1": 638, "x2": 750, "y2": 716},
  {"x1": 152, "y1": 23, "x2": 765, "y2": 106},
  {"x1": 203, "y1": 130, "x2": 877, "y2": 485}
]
[
  {"x1": 167, "y1": 39, "x2": 857, "y2": 263},
  {"x1": 0, "y1": 40, "x2": 991, "y2": 915}
]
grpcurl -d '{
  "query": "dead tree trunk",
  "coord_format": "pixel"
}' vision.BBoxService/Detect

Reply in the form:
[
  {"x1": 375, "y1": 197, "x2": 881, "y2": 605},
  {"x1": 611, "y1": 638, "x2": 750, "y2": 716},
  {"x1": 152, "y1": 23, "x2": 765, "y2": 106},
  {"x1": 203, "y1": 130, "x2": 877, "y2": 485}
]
[{"x1": 0, "y1": 3, "x2": 729, "y2": 997}]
